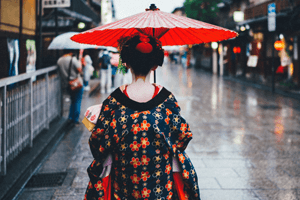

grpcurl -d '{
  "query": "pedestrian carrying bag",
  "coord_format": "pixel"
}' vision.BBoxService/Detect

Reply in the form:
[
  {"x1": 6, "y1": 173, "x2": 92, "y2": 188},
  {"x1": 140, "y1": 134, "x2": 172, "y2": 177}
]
[{"x1": 68, "y1": 56, "x2": 83, "y2": 91}]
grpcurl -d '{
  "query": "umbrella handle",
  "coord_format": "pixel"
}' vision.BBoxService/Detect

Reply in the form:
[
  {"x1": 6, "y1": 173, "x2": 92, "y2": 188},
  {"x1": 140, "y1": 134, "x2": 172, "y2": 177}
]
[{"x1": 152, "y1": 27, "x2": 156, "y2": 83}]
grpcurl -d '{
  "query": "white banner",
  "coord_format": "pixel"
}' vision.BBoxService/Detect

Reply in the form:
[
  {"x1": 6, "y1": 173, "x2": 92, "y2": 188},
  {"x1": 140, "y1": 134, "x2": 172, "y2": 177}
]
[
  {"x1": 268, "y1": 3, "x2": 276, "y2": 32},
  {"x1": 43, "y1": 0, "x2": 70, "y2": 8},
  {"x1": 247, "y1": 55, "x2": 258, "y2": 67}
]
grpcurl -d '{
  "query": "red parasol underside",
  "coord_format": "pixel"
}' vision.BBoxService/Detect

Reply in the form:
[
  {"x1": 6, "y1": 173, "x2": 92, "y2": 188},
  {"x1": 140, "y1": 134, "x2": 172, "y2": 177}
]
[{"x1": 71, "y1": 9, "x2": 238, "y2": 47}]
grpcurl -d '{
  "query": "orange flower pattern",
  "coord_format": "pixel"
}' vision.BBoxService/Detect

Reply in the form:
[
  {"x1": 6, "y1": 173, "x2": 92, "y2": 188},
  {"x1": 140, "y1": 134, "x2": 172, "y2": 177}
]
[{"x1": 85, "y1": 90, "x2": 200, "y2": 200}]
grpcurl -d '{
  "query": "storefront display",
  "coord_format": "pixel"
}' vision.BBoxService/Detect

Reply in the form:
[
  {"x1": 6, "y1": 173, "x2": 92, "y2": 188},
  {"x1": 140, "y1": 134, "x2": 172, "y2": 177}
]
[
  {"x1": 26, "y1": 39, "x2": 37, "y2": 81},
  {"x1": 7, "y1": 38, "x2": 19, "y2": 77}
]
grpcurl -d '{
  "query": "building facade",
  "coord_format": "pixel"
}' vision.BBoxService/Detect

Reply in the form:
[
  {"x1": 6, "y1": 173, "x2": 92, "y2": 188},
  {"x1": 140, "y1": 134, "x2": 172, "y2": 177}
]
[
  {"x1": 0, "y1": 0, "x2": 109, "y2": 78},
  {"x1": 0, "y1": 0, "x2": 37, "y2": 79},
  {"x1": 41, "y1": 0, "x2": 102, "y2": 67},
  {"x1": 218, "y1": 0, "x2": 300, "y2": 91}
]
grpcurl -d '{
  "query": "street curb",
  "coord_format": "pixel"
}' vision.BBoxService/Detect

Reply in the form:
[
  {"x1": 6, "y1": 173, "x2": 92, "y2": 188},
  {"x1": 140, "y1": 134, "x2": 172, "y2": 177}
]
[{"x1": 0, "y1": 117, "x2": 72, "y2": 200}]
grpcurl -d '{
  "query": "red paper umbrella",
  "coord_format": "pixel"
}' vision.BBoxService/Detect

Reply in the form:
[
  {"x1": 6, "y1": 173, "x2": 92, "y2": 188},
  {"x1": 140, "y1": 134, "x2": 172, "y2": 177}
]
[{"x1": 71, "y1": 4, "x2": 238, "y2": 47}]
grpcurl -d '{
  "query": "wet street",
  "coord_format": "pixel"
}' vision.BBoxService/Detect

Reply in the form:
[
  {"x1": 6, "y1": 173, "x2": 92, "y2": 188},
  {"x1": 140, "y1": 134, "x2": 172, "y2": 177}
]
[{"x1": 18, "y1": 62, "x2": 300, "y2": 200}]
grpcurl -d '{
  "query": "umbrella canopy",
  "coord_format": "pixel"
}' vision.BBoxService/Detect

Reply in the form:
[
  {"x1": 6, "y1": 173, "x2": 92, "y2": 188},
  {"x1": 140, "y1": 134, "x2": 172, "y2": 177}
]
[
  {"x1": 71, "y1": 4, "x2": 238, "y2": 47},
  {"x1": 48, "y1": 32, "x2": 98, "y2": 50}
]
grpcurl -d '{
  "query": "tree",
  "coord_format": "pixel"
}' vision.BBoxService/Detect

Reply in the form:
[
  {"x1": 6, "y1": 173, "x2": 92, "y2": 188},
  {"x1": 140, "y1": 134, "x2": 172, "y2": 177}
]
[{"x1": 184, "y1": 0, "x2": 221, "y2": 24}]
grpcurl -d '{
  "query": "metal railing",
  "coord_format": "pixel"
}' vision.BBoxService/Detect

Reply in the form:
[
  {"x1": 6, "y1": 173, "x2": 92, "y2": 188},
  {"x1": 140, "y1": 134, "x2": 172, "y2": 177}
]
[{"x1": 0, "y1": 66, "x2": 62, "y2": 176}]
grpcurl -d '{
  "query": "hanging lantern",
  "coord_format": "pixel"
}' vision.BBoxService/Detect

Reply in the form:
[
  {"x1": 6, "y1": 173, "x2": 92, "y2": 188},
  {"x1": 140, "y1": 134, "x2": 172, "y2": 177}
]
[
  {"x1": 274, "y1": 40, "x2": 285, "y2": 51},
  {"x1": 257, "y1": 42, "x2": 262, "y2": 49},
  {"x1": 233, "y1": 46, "x2": 241, "y2": 54}
]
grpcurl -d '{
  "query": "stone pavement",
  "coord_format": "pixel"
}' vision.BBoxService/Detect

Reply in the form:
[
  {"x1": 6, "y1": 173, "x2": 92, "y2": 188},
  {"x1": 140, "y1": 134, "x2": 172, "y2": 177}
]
[{"x1": 17, "y1": 64, "x2": 300, "y2": 200}]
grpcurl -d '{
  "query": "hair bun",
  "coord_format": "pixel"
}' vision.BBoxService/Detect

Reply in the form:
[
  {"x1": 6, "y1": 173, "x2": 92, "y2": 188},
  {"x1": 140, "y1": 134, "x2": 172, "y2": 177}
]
[
  {"x1": 136, "y1": 43, "x2": 153, "y2": 53},
  {"x1": 135, "y1": 36, "x2": 153, "y2": 53},
  {"x1": 119, "y1": 34, "x2": 165, "y2": 75}
]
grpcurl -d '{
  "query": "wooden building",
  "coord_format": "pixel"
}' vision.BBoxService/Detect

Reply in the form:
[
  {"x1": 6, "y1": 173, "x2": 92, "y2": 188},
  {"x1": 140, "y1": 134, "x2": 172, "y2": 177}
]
[{"x1": 0, "y1": 0, "x2": 37, "y2": 79}]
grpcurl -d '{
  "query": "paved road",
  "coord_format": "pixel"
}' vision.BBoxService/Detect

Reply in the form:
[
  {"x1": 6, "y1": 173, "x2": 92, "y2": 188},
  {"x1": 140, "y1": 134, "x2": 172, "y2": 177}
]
[{"x1": 18, "y1": 63, "x2": 300, "y2": 200}]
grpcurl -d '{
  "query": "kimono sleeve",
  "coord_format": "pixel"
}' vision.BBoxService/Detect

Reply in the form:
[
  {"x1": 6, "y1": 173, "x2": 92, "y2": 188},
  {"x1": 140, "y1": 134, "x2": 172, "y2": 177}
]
[
  {"x1": 88, "y1": 111, "x2": 115, "y2": 183},
  {"x1": 169, "y1": 115, "x2": 192, "y2": 152},
  {"x1": 165, "y1": 96, "x2": 193, "y2": 153},
  {"x1": 89, "y1": 116, "x2": 114, "y2": 160}
]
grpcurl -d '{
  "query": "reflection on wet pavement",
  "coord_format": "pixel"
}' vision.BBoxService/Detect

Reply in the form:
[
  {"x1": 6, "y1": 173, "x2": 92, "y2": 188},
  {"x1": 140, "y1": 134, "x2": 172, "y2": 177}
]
[{"x1": 156, "y1": 63, "x2": 300, "y2": 200}]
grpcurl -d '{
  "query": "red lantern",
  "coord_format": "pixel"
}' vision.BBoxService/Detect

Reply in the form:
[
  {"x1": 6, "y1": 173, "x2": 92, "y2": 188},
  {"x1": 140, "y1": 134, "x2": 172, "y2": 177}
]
[
  {"x1": 233, "y1": 46, "x2": 241, "y2": 54},
  {"x1": 274, "y1": 40, "x2": 284, "y2": 51}
]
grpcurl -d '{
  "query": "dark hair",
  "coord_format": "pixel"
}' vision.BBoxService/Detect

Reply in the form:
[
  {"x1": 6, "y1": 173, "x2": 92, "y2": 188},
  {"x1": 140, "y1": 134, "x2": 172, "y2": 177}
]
[
  {"x1": 83, "y1": 49, "x2": 90, "y2": 57},
  {"x1": 63, "y1": 49, "x2": 77, "y2": 57},
  {"x1": 120, "y1": 35, "x2": 164, "y2": 76}
]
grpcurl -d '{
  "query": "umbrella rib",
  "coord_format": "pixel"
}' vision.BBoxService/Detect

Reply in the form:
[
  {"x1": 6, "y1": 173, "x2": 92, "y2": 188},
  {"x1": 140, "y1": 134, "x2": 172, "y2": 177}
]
[
  {"x1": 97, "y1": 29, "x2": 133, "y2": 46},
  {"x1": 180, "y1": 28, "x2": 218, "y2": 44},
  {"x1": 101, "y1": 13, "x2": 143, "y2": 29},
  {"x1": 122, "y1": 14, "x2": 147, "y2": 28},
  {"x1": 107, "y1": 29, "x2": 137, "y2": 46},
  {"x1": 161, "y1": 11, "x2": 192, "y2": 28},
  {"x1": 159, "y1": 12, "x2": 181, "y2": 28},
  {"x1": 128, "y1": 12, "x2": 152, "y2": 28},
  {"x1": 179, "y1": 28, "x2": 206, "y2": 44},
  {"x1": 170, "y1": 28, "x2": 190, "y2": 45},
  {"x1": 193, "y1": 28, "x2": 236, "y2": 43},
  {"x1": 139, "y1": 11, "x2": 151, "y2": 28}
]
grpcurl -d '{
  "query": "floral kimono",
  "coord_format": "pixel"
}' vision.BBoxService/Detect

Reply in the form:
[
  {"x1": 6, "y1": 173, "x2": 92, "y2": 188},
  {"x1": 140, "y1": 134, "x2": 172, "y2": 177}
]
[{"x1": 83, "y1": 85, "x2": 201, "y2": 200}]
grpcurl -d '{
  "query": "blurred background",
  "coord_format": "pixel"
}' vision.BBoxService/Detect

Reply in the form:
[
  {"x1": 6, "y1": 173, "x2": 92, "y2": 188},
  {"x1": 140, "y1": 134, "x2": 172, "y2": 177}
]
[{"x1": 0, "y1": 0, "x2": 299, "y2": 93}]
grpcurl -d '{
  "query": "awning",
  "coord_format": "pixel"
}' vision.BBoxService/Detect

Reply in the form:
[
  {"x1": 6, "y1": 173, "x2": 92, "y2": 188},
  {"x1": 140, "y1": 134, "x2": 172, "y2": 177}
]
[
  {"x1": 71, "y1": 0, "x2": 100, "y2": 25},
  {"x1": 91, "y1": 0, "x2": 101, "y2": 7},
  {"x1": 42, "y1": 18, "x2": 73, "y2": 28},
  {"x1": 57, "y1": 8, "x2": 92, "y2": 23},
  {"x1": 237, "y1": 12, "x2": 288, "y2": 26}
]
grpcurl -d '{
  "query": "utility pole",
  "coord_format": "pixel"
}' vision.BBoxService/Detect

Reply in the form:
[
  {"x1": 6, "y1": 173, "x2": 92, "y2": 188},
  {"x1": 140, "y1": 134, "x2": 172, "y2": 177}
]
[
  {"x1": 268, "y1": 2, "x2": 276, "y2": 93},
  {"x1": 272, "y1": 34, "x2": 275, "y2": 93},
  {"x1": 38, "y1": 0, "x2": 43, "y2": 69}
]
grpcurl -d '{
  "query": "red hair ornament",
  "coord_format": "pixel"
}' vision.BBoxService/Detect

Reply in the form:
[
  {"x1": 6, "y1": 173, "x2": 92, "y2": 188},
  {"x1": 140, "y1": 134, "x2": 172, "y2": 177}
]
[{"x1": 135, "y1": 36, "x2": 153, "y2": 53}]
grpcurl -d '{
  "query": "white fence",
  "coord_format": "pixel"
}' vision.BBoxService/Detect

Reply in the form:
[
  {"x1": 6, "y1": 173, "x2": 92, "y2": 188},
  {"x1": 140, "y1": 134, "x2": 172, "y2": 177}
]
[{"x1": 0, "y1": 66, "x2": 62, "y2": 175}]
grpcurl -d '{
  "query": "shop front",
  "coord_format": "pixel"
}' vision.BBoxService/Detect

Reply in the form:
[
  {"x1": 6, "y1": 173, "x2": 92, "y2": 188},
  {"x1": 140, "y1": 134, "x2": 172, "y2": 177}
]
[
  {"x1": 0, "y1": 0, "x2": 37, "y2": 79},
  {"x1": 225, "y1": 1, "x2": 300, "y2": 93}
]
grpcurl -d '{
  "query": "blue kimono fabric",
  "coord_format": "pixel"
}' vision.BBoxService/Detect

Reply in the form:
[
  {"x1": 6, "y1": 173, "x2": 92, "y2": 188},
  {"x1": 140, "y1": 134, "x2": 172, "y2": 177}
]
[{"x1": 85, "y1": 87, "x2": 201, "y2": 200}]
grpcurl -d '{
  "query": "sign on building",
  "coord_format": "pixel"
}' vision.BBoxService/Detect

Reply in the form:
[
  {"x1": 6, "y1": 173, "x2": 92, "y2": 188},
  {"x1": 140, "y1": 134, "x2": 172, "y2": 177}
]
[
  {"x1": 43, "y1": 0, "x2": 71, "y2": 8},
  {"x1": 268, "y1": 3, "x2": 276, "y2": 32}
]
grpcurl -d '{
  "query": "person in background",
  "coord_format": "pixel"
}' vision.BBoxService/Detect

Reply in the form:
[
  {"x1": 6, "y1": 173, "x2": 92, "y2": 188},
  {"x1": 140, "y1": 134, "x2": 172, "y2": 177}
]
[
  {"x1": 57, "y1": 49, "x2": 83, "y2": 124},
  {"x1": 164, "y1": 49, "x2": 170, "y2": 64},
  {"x1": 110, "y1": 51, "x2": 123, "y2": 90},
  {"x1": 82, "y1": 51, "x2": 94, "y2": 91},
  {"x1": 98, "y1": 50, "x2": 112, "y2": 94},
  {"x1": 181, "y1": 50, "x2": 187, "y2": 68},
  {"x1": 110, "y1": 51, "x2": 119, "y2": 90}
]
